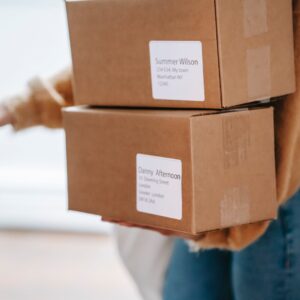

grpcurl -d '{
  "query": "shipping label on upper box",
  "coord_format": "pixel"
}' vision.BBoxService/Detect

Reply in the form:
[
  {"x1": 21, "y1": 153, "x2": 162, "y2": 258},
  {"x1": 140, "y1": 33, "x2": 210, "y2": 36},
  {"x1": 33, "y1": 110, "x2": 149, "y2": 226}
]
[
  {"x1": 149, "y1": 41, "x2": 205, "y2": 101},
  {"x1": 136, "y1": 153, "x2": 182, "y2": 220}
]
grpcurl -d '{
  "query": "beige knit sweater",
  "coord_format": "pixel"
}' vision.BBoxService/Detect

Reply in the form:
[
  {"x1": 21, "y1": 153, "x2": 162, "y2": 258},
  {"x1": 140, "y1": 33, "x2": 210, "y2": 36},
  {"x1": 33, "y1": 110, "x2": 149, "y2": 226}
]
[{"x1": 3, "y1": 4, "x2": 300, "y2": 250}]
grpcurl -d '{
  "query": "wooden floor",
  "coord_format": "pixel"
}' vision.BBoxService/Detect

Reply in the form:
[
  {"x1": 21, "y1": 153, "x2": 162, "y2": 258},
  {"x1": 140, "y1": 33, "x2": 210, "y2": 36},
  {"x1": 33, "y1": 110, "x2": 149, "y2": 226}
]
[{"x1": 0, "y1": 230, "x2": 141, "y2": 300}]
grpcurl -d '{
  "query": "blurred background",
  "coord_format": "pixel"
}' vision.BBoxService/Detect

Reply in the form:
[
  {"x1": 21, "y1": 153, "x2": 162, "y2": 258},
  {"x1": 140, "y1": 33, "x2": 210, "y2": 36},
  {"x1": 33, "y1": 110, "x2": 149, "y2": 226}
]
[{"x1": 0, "y1": 1, "x2": 140, "y2": 299}]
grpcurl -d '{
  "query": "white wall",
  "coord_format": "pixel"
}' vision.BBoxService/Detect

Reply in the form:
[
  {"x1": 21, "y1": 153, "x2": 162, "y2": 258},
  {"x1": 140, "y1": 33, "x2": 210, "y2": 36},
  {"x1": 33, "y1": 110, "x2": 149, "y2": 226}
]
[{"x1": 0, "y1": 0, "x2": 110, "y2": 233}]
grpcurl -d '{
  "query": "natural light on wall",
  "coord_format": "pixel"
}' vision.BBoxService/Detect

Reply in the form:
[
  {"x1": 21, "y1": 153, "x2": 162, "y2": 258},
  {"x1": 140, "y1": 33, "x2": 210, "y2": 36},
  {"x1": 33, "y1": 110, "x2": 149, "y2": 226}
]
[{"x1": 0, "y1": 0, "x2": 110, "y2": 233}]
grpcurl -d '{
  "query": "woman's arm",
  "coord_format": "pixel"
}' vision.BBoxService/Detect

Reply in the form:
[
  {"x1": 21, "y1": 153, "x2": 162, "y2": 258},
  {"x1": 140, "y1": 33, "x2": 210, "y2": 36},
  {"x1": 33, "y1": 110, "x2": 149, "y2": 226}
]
[
  {"x1": 0, "y1": 67, "x2": 73, "y2": 131},
  {"x1": 0, "y1": 105, "x2": 12, "y2": 126}
]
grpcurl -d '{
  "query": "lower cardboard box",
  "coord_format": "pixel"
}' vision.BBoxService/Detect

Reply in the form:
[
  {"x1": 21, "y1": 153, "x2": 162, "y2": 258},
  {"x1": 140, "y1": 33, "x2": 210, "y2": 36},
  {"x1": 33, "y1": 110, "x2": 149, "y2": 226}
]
[{"x1": 63, "y1": 106, "x2": 277, "y2": 237}]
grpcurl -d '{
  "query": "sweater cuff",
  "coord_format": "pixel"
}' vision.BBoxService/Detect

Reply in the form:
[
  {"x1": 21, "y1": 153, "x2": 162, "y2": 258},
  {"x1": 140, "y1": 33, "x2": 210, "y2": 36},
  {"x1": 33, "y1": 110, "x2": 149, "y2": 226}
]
[
  {"x1": 5, "y1": 92, "x2": 40, "y2": 131},
  {"x1": 5, "y1": 77, "x2": 65, "y2": 131}
]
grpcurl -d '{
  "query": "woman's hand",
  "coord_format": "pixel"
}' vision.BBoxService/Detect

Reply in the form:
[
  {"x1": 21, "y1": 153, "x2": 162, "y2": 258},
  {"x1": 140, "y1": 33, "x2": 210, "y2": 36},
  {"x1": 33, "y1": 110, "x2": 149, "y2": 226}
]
[
  {"x1": 102, "y1": 218, "x2": 204, "y2": 240},
  {"x1": 0, "y1": 104, "x2": 12, "y2": 127},
  {"x1": 102, "y1": 217, "x2": 176, "y2": 236}
]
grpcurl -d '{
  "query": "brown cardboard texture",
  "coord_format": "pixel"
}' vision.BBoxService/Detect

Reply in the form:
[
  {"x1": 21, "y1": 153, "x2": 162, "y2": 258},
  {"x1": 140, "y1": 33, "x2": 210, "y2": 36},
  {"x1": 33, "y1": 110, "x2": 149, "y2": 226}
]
[
  {"x1": 64, "y1": 107, "x2": 277, "y2": 236},
  {"x1": 66, "y1": 0, "x2": 295, "y2": 109}
]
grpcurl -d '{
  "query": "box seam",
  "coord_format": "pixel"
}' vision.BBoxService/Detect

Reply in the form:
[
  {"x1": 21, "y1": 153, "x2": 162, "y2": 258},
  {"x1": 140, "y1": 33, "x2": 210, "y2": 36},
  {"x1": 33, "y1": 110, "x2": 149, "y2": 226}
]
[
  {"x1": 189, "y1": 117, "x2": 197, "y2": 234},
  {"x1": 213, "y1": 0, "x2": 224, "y2": 107}
]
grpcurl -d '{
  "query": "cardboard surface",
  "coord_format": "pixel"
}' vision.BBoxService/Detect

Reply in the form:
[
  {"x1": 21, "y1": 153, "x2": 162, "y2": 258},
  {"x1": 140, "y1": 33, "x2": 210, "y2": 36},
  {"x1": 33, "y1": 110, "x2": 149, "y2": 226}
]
[
  {"x1": 64, "y1": 107, "x2": 277, "y2": 235},
  {"x1": 66, "y1": 0, "x2": 295, "y2": 109}
]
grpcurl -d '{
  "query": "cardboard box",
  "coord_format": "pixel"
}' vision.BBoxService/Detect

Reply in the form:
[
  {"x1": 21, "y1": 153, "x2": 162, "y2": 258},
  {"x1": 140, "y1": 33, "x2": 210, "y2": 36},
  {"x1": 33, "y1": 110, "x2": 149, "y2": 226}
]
[
  {"x1": 66, "y1": 0, "x2": 295, "y2": 109},
  {"x1": 64, "y1": 106, "x2": 277, "y2": 236}
]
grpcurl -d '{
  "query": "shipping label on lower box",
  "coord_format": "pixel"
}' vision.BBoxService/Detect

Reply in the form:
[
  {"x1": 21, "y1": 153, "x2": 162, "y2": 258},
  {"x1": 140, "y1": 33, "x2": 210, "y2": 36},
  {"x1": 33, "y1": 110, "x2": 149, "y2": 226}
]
[
  {"x1": 136, "y1": 154, "x2": 182, "y2": 220},
  {"x1": 149, "y1": 41, "x2": 205, "y2": 101}
]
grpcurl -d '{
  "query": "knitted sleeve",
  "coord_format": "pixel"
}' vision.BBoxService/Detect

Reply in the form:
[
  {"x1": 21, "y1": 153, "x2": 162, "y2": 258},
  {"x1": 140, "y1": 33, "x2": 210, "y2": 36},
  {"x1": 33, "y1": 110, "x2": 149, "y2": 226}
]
[{"x1": 4, "y1": 68, "x2": 73, "y2": 131}]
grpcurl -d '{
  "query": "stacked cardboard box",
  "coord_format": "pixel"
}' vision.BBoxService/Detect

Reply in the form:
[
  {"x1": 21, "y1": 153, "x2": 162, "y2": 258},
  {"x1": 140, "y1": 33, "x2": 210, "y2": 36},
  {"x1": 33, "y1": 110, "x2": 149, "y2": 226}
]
[{"x1": 64, "y1": 0, "x2": 295, "y2": 236}]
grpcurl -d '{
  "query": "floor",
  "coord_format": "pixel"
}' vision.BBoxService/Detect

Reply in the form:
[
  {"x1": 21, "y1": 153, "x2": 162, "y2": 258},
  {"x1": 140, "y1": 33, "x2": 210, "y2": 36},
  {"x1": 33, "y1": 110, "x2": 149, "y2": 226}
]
[{"x1": 0, "y1": 230, "x2": 141, "y2": 300}]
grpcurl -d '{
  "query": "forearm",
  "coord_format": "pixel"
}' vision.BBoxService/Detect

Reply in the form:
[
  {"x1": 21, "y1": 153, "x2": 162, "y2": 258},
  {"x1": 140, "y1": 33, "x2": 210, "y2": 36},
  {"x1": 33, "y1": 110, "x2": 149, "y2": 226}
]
[{"x1": 3, "y1": 68, "x2": 74, "y2": 131}]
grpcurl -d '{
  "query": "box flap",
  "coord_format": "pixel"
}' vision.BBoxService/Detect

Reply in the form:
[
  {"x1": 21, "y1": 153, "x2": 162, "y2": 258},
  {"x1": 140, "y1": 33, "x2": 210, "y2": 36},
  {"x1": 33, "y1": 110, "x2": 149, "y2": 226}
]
[{"x1": 64, "y1": 106, "x2": 220, "y2": 118}]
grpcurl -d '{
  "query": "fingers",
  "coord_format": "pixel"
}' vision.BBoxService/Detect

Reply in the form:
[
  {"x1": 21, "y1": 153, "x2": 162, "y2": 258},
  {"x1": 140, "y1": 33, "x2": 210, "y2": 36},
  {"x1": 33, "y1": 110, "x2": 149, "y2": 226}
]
[
  {"x1": 0, "y1": 104, "x2": 12, "y2": 126},
  {"x1": 101, "y1": 217, "x2": 176, "y2": 236},
  {"x1": 101, "y1": 217, "x2": 205, "y2": 239},
  {"x1": 102, "y1": 217, "x2": 139, "y2": 227}
]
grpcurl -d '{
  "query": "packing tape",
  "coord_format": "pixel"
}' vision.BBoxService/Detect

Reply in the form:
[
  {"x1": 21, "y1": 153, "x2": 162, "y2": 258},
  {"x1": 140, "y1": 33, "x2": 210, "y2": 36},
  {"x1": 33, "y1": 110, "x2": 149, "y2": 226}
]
[
  {"x1": 221, "y1": 112, "x2": 251, "y2": 227},
  {"x1": 220, "y1": 186, "x2": 251, "y2": 228},
  {"x1": 243, "y1": 0, "x2": 268, "y2": 38},
  {"x1": 243, "y1": 0, "x2": 272, "y2": 101},
  {"x1": 222, "y1": 114, "x2": 250, "y2": 170},
  {"x1": 246, "y1": 46, "x2": 271, "y2": 100}
]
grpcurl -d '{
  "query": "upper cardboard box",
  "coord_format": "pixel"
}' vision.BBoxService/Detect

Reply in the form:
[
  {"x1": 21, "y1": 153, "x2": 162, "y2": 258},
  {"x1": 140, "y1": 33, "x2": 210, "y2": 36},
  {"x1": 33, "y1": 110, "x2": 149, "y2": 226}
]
[{"x1": 66, "y1": 0, "x2": 295, "y2": 109}]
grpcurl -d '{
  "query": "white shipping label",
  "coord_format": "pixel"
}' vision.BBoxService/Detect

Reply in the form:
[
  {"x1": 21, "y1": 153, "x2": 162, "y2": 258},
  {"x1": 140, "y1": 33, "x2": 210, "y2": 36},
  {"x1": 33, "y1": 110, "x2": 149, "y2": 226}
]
[
  {"x1": 136, "y1": 154, "x2": 182, "y2": 220},
  {"x1": 149, "y1": 41, "x2": 205, "y2": 101}
]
